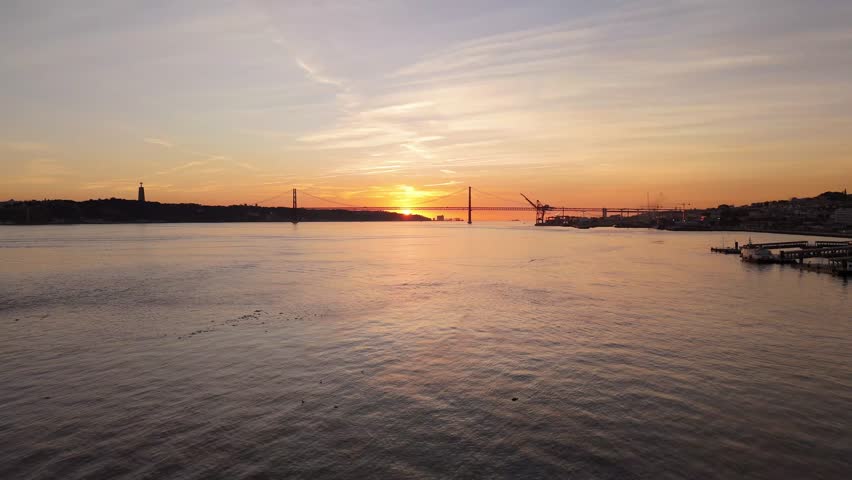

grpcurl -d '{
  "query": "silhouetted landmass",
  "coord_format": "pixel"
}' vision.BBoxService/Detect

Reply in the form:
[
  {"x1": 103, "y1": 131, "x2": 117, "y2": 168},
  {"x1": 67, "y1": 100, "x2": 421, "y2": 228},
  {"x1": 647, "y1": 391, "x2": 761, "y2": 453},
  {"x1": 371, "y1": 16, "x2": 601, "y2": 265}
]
[
  {"x1": 694, "y1": 191, "x2": 852, "y2": 234},
  {"x1": 539, "y1": 191, "x2": 851, "y2": 236},
  {"x1": 0, "y1": 199, "x2": 430, "y2": 225}
]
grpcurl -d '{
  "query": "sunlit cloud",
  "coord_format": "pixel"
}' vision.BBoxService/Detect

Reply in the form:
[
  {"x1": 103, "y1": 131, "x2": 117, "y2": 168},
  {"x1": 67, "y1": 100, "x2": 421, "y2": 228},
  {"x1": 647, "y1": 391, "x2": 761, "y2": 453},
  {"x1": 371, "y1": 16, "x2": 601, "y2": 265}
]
[
  {"x1": 360, "y1": 101, "x2": 435, "y2": 117},
  {"x1": 400, "y1": 142, "x2": 433, "y2": 159},
  {"x1": 295, "y1": 58, "x2": 344, "y2": 88},
  {"x1": 424, "y1": 180, "x2": 461, "y2": 187}
]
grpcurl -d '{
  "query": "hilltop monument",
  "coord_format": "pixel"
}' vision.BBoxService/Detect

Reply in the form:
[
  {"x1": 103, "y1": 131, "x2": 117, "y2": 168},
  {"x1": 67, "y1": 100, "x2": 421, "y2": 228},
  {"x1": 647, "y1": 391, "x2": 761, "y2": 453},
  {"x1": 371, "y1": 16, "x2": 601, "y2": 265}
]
[{"x1": 138, "y1": 182, "x2": 145, "y2": 203}]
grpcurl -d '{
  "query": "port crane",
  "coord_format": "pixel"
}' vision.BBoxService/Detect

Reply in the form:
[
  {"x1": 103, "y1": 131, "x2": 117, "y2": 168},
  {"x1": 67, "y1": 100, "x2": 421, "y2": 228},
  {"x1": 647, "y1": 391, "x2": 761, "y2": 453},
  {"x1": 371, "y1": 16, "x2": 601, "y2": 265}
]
[
  {"x1": 677, "y1": 202, "x2": 691, "y2": 222},
  {"x1": 520, "y1": 193, "x2": 553, "y2": 225}
]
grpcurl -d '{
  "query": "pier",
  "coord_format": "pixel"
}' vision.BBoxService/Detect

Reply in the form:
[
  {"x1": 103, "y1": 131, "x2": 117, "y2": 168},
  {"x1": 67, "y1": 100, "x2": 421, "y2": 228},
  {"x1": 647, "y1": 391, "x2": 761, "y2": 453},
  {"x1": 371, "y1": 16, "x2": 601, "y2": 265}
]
[
  {"x1": 744, "y1": 241, "x2": 809, "y2": 250},
  {"x1": 779, "y1": 244, "x2": 852, "y2": 263},
  {"x1": 711, "y1": 241, "x2": 740, "y2": 254},
  {"x1": 716, "y1": 240, "x2": 852, "y2": 276},
  {"x1": 828, "y1": 256, "x2": 852, "y2": 276}
]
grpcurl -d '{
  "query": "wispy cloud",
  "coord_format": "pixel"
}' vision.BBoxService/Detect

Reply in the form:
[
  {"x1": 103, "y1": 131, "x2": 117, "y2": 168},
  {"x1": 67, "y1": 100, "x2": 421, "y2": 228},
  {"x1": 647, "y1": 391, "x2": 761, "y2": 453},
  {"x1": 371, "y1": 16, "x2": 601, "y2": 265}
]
[
  {"x1": 424, "y1": 180, "x2": 460, "y2": 187},
  {"x1": 155, "y1": 161, "x2": 206, "y2": 176},
  {"x1": 235, "y1": 162, "x2": 257, "y2": 170},
  {"x1": 144, "y1": 137, "x2": 229, "y2": 166},
  {"x1": 296, "y1": 58, "x2": 344, "y2": 88},
  {"x1": 144, "y1": 137, "x2": 173, "y2": 148},
  {"x1": 288, "y1": 0, "x2": 852, "y2": 187},
  {"x1": 1, "y1": 141, "x2": 50, "y2": 153},
  {"x1": 360, "y1": 101, "x2": 435, "y2": 117}
]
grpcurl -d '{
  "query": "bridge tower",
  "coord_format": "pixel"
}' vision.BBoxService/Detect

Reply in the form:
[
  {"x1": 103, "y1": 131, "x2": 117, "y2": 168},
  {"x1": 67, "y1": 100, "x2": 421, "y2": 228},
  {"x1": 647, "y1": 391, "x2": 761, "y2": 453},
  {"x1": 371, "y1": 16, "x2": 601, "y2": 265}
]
[
  {"x1": 292, "y1": 188, "x2": 299, "y2": 224},
  {"x1": 468, "y1": 186, "x2": 472, "y2": 224}
]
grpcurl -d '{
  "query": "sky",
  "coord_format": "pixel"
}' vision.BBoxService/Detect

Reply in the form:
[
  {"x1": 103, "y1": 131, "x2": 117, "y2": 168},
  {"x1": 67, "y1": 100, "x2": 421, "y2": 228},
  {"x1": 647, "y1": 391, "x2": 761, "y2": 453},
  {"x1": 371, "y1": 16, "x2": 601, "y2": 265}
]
[{"x1": 2, "y1": 0, "x2": 851, "y2": 212}]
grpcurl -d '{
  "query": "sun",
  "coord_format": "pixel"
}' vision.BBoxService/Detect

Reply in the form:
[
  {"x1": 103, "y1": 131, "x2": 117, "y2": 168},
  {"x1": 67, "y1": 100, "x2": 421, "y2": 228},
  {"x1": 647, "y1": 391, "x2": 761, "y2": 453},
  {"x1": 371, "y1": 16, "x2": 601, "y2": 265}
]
[{"x1": 401, "y1": 209, "x2": 412, "y2": 215}]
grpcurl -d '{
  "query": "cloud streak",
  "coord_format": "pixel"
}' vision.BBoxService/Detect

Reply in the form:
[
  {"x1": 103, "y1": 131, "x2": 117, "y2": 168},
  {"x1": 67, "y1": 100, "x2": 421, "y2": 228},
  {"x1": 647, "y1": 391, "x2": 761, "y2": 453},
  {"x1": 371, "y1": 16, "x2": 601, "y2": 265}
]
[
  {"x1": 155, "y1": 161, "x2": 206, "y2": 176},
  {"x1": 296, "y1": 58, "x2": 345, "y2": 88},
  {"x1": 144, "y1": 137, "x2": 173, "y2": 148},
  {"x1": 1, "y1": 141, "x2": 50, "y2": 153}
]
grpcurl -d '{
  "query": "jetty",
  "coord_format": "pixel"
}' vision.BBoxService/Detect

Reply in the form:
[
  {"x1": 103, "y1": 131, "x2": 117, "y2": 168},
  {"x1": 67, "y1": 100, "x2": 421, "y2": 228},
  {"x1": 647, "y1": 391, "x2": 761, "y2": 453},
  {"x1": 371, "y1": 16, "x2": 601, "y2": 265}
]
[
  {"x1": 711, "y1": 244, "x2": 741, "y2": 254},
  {"x1": 828, "y1": 256, "x2": 852, "y2": 276},
  {"x1": 778, "y1": 244, "x2": 852, "y2": 263},
  {"x1": 711, "y1": 246, "x2": 741, "y2": 254},
  {"x1": 718, "y1": 240, "x2": 852, "y2": 276},
  {"x1": 744, "y1": 241, "x2": 808, "y2": 250}
]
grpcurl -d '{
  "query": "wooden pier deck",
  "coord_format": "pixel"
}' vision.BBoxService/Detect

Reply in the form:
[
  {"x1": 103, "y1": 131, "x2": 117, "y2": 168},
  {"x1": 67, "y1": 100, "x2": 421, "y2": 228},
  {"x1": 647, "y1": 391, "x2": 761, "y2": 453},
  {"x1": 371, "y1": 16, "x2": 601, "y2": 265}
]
[
  {"x1": 745, "y1": 241, "x2": 809, "y2": 249},
  {"x1": 711, "y1": 240, "x2": 852, "y2": 276},
  {"x1": 779, "y1": 245, "x2": 852, "y2": 262}
]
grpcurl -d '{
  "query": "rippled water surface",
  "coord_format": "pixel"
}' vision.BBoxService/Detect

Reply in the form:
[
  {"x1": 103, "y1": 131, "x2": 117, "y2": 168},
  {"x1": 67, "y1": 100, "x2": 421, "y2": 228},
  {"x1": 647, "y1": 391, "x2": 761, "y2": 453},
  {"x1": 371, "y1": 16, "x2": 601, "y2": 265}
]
[{"x1": 1, "y1": 223, "x2": 850, "y2": 479}]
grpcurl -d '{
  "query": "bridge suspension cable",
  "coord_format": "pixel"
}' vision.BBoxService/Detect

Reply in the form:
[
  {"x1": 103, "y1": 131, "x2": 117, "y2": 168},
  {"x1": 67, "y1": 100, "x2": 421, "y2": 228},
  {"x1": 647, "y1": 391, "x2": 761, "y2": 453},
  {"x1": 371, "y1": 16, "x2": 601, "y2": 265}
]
[
  {"x1": 407, "y1": 187, "x2": 470, "y2": 207},
  {"x1": 254, "y1": 192, "x2": 288, "y2": 205},
  {"x1": 472, "y1": 187, "x2": 528, "y2": 207},
  {"x1": 299, "y1": 191, "x2": 360, "y2": 208}
]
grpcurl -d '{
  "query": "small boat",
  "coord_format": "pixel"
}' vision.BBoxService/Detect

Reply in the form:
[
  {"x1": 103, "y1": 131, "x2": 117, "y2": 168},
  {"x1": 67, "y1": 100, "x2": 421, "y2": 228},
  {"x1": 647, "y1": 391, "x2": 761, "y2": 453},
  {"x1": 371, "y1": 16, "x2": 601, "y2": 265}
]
[
  {"x1": 741, "y1": 247, "x2": 773, "y2": 262},
  {"x1": 740, "y1": 244, "x2": 776, "y2": 263}
]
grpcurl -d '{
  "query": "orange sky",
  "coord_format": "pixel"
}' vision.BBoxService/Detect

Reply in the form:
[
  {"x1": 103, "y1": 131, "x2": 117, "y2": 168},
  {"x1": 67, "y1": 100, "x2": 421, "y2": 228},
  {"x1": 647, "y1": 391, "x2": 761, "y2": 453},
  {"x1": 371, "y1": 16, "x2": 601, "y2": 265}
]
[{"x1": 2, "y1": 2, "x2": 851, "y2": 212}]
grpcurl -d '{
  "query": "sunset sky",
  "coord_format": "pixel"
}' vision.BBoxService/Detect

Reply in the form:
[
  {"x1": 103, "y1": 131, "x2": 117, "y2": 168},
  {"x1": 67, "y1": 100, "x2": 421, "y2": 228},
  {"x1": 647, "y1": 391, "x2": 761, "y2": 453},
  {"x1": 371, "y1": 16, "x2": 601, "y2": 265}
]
[{"x1": 2, "y1": 0, "x2": 851, "y2": 211}]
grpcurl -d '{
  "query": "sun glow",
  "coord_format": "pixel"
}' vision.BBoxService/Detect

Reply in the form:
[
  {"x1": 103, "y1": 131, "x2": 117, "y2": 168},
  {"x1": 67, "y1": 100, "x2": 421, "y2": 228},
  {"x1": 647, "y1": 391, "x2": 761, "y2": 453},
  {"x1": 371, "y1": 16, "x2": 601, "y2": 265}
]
[{"x1": 401, "y1": 209, "x2": 412, "y2": 215}]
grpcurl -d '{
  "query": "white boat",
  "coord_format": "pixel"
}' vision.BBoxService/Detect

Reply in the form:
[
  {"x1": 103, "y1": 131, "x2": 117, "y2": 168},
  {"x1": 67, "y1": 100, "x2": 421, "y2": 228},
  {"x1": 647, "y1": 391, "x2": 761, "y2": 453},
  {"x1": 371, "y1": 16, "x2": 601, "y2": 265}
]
[{"x1": 740, "y1": 245, "x2": 776, "y2": 263}]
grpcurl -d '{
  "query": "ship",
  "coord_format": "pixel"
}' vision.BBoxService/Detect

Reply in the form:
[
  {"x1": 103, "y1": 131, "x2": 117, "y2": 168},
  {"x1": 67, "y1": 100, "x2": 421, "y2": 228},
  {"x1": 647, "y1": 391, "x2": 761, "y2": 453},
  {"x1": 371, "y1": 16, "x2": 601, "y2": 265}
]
[{"x1": 740, "y1": 244, "x2": 775, "y2": 263}]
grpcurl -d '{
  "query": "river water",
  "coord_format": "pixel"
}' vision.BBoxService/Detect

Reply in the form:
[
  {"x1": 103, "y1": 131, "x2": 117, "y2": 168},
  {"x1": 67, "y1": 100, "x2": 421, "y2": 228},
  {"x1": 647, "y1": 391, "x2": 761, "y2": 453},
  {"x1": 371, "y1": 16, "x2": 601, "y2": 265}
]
[{"x1": 1, "y1": 223, "x2": 850, "y2": 479}]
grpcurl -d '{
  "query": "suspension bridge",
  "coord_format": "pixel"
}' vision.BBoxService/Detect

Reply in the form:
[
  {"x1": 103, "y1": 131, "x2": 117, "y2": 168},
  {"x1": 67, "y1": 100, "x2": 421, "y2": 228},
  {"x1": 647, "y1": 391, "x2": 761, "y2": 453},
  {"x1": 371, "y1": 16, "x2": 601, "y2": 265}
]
[{"x1": 255, "y1": 187, "x2": 684, "y2": 225}]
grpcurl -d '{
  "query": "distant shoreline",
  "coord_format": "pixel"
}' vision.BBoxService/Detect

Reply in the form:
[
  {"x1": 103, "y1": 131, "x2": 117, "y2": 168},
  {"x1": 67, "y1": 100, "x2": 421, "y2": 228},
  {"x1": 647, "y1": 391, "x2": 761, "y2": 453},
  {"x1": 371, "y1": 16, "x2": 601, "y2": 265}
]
[
  {"x1": 0, "y1": 198, "x2": 431, "y2": 225},
  {"x1": 0, "y1": 220, "x2": 437, "y2": 226},
  {"x1": 3, "y1": 222, "x2": 850, "y2": 238}
]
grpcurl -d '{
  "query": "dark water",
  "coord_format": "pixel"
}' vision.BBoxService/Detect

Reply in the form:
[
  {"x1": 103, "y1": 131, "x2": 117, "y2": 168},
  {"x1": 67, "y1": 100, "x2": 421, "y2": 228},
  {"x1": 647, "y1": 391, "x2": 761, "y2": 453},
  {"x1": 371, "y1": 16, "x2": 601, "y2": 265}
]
[{"x1": 1, "y1": 223, "x2": 850, "y2": 479}]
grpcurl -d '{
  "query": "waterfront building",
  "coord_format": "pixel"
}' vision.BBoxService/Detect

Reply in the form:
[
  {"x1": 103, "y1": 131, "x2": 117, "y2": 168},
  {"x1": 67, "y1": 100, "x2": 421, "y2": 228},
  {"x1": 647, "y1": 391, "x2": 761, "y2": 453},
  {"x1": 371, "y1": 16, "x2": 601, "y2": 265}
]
[{"x1": 832, "y1": 208, "x2": 852, "y2": 226}]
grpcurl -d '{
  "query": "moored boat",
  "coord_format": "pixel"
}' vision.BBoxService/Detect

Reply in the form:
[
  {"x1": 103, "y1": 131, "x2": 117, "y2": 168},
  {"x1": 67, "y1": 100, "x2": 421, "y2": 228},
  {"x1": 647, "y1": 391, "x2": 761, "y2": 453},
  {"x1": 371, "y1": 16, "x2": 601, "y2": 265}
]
[{"x1": 740, "y1": 244, "x2": 776, "y2": 263}]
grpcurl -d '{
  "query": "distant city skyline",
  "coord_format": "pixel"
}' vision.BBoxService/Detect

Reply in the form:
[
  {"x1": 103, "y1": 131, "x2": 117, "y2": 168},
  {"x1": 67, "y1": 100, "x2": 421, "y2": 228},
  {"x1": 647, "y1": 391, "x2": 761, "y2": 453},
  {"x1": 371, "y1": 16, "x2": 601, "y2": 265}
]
[{"x1": 2, "y1": 0, "x2": 852, "y2": 210}]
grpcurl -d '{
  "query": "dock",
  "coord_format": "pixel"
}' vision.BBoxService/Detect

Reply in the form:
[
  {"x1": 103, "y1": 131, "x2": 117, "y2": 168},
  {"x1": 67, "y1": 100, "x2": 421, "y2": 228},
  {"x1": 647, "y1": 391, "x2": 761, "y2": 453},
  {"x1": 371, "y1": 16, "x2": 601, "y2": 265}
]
[
  {"x1": 828, "y1": 256, "x2": 852, "y2": 276},
  {"x1": 711, "y1": 241, "x2": 741, "y2": 254},
  {"x1": 745, "y1": 241, "x2": 809, "y2": 249},
  {"x1": 778, "y1": 244, "x2": 852, "y2": 263},
  {"x1": 712, "y1": 240, "x2": 852, "y2": 276}
]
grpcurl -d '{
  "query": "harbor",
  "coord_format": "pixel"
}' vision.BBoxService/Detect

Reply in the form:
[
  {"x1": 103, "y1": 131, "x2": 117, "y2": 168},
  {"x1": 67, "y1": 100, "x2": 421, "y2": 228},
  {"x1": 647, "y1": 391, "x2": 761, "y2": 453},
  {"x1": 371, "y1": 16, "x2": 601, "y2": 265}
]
[{"x1": 711, "y1": 239, "x2": 852, "y2": 276}]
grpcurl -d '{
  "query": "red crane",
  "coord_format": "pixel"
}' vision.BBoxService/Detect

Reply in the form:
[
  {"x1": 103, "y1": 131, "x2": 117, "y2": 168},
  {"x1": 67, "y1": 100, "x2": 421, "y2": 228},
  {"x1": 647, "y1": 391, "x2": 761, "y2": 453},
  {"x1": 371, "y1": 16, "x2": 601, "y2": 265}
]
[{"x1": 520, "y1": 193, "x2": 553, "y2": 225}]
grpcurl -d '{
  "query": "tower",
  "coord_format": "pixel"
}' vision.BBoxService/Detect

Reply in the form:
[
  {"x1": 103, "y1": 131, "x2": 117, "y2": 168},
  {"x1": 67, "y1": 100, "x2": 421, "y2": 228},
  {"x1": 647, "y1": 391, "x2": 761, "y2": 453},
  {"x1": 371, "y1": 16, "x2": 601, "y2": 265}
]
[
  {"x1": 138, "y1": 182, "x2": 145, "y2": 202},
  {"x1": 467, "y1": 186, "x2": 472, "y2": 224},
  {"x1": 291, "y1": 188, "x2": 299, "y2": 224}
]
